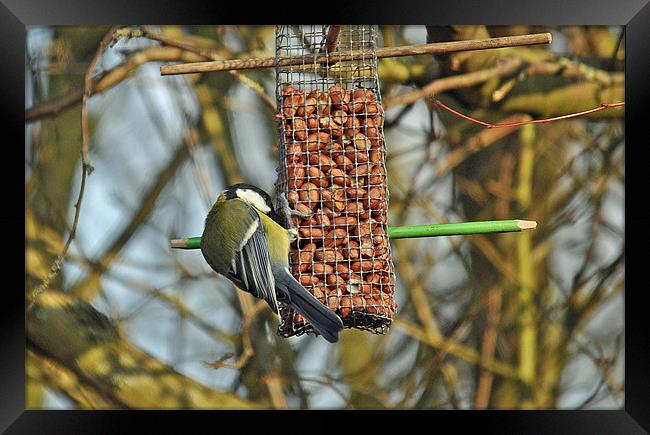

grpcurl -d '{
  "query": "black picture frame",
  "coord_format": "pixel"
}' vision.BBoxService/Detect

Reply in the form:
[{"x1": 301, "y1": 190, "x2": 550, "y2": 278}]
[{"x1": 7, "y1": 0, "x2": 649, "y2": 432}]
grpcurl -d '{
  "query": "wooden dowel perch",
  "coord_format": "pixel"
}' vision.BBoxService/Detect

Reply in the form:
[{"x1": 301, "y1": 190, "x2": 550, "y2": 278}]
[{"x1": 160, "y1": 33, "x2": 552, "y2": 76}]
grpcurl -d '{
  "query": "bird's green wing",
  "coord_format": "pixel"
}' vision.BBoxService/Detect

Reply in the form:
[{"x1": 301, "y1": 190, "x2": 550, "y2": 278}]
[
  {"x1": 229, "y1": 207, "x2": 278, "y2": 313},
  {"x1": 203, "y1": 198, "x2": 278, "y2": 312}
]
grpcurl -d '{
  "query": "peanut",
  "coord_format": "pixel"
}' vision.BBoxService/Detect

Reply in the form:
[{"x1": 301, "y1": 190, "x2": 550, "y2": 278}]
[
  {"x1": 351, "y1": 260, "x2": 386, "y2": 272},
  {"x1": 308, "y1": 153, "x2": 334, "y2": 171},
  {"x1": 299, "y1": 274, "x2": 319, "y2": 286},
  {"x1": 365, "y1": 102, "x2": 379, "y2": 115},
  {"x1": 286, "y1": 143, "x2": 303, "y2": 163},
  {"x1": 314, "y1": 211, "x2": 331, "y2": 227},
  {"x1": 321, "y1": 206, "x2": 338, "y2": 218},
  {"x1": 328, "y1": 168, "x2": 349, "y2": 186},
  {"x1": 332, "y1": 200, "x2": 346, "y2": 212},
  {"x1": 356, "y1": 221, "x2": 376, "y2": 237},
  {"x1": 299, "y1": 226, "x2": 323, "y2": 238},
  {"x1": 306, "y1": 166, "x2": 328, "y2": 188},
  {"x1": 344, "y1": 240, "x2": 360, "y2": 260},
  {"x1": 346, "y1": 187, "x2": 366, "y2": 199},
  {"x1": 363, "y1": 117, "x2": 380, "y2": 145},
  {"x1": 344, "y1": 201, "x2": 369, "y2": 219},
  {"x1": 344, "y1": 145, "x2": 369, "y2": 163},
  {"x1": 294, "y1": 203, "x2": 311, "y2": 215},
  {"x1": 318, "y1": 115, "x2": 331, "y2": 130},
  {"x1": 348, "y1": 163, "x2": 371, "y2": 180},
  {"x1": 328, "y1": 141, "x2": 344, "y2": 158},
  {"x1": 331, "y1": 187, "x2": 346, "y2": 202},
  {"x1": 301, "y1": 95, "x2": 319, "y2": 117},
  {"x1": 334, "y1": 262, "x2": 350, "y2": 275},
  {"x1": 333, "y1": 154, "x2": 353, "y2": 170},
  {"x1": 352, "y1": 132, "x2": 371, "y2": 151},
  {"x1": 351, "y1": 88, "x2": 376, "y2": 113},
  {"x1": 351, "y1": 295, "x2": 365, "y2": 310},
  {"x1": 329, "y1": 85, "x2": 350, "y2": 107},
  {"x1": 343, "y1": 115, "x2": 361, "y2": 137},
  {"x1": 360, "y1": 237, "x2": 375, "y2": 258},
  {"x1": 339, "y1": 296, "x2": 352, "y2": 317},
  {"x1": 307, "y1": 91, "x2": 331, "y2": 116},
  {"x1": 331, "y1": 109, "x2": 348, "y2": 126},
  {"x1": 327, "y1": 295, "x2": 340, "y2": 310},
  {"x1": 324, "y1": 228, "x2": 347, "y2": 246},
  {"x1": 307, "y1": 115, "x2": 319, "y2": 130},
  {"x1": 333, "y1": 216, "x2": 357, "y2": 226},
  {"x1": 287, "y1": 164, "x2": 306, "y2": 190},
  {"x1": 282, "y1": 87, "x2": 304, "y2": 117},
  {"x1": 326, "y1": 274, "x2": 346, "y2": 288},
  {"x1": 298, "y1": 250, "x2": 313, "y2": 264},
  {"x1": 314, "y1": 248, "x2": 344, "y2": 263},
  {"x1": 312, "y1": 284, "x2": 326, "y2": 301},
  {"x1": 368, "y1": 164, "x2": 385, "y2": 185},
  {"x1": 299, "y1": 182, "x2": 320, "y2": 207},
  {"x1": 313, "y1": 263, "x2": 334, "y2": 275},
  {"x1": 292, "y1": 117, "x2": 307, "y2": 141},
  {"x1": 306, "y1": 132, "x2": 331, "y2": 152},
  {"x1": 368, "y1": 186, "x2": 384, "y2": 209}
]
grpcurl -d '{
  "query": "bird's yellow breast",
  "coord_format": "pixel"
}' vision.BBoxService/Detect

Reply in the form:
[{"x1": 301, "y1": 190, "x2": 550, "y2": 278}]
[{"x1": 257, "y1": 211, "x2": 291, "y2": 266}]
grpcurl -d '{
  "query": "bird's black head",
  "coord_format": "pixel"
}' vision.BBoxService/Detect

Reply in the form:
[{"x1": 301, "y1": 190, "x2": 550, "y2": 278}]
[{"x1": 220, "y1": 184, "x2": 285, "y2": 226}]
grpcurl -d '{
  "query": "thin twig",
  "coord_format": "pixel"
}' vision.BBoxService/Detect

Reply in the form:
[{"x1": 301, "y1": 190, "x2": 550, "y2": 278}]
[
  {"x1": 475, "y1": 286, "x2": 502, "y2": 409},
  {"x1": 393, "y1": 318, "x2": 519, "y2": 380},
  {"x1": 431, "y1": 98, "x2": 625, "y2": 129},
  {"x1": 184, "y1": 127, "x2": 215, "y2": 208},
  {"x1": 72, "y1": 143, "x2": 191, "y2": 301},
  {"x1": 28, "y1": 159, "x2": 87, "y2": 312},
  {"x1": 82, "y1": 26, "x2": 119, "y2": 173},
  {"x1": 140, "y1": 27, "x2": 226, "y2": 59},
  {"x1": 523, "y1": 59, "x2": 624, "y2": 87},
  {"x1": 141, "y1": 27, "x2": 276, "y2": 112},
  {"x1": 204, "y1": 299, "x2": 266, "y2": 370},
  {"x1": 299, "y1": 376, "x2": 351, "y2": 406},
  {"x1": 28, "y1": 27, "x2": 118, "y2": 312},
  {"x1": 384, "y1": 58, "x2": 524, "y2": 109},
  {"x1": 260, "y1": 373, "x2": 288, "y2": 409},
  {"x1": 25, "y1": 44, "x2": 231, "y2": 123},
  {"x1": 436, "y1": 113, "x2": 531, "y2": 178},
  {"x1": 26, "y1": 89, "x2": 85, "y2": 122}
]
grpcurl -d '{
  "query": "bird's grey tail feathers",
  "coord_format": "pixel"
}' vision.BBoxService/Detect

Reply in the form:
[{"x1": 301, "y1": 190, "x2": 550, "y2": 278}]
[{"x1": 274, "y1": 268, "x2": 344, "y2": 343}]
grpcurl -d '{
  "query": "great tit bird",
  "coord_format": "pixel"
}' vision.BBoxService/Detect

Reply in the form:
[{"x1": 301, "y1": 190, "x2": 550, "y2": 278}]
[{"x1": 200, "y1": 183, "x2": 344, "y2": 343}]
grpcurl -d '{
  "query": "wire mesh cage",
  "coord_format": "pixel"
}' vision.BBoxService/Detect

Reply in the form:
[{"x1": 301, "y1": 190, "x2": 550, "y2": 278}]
[{"x1": 274, "y1": 25, "x2": 397, "y2": 337}]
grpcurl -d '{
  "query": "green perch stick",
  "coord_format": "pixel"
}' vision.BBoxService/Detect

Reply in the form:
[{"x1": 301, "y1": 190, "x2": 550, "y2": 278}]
[
  {"x1": 386, "y1": 219, "x2": 537, "y2": 239},
  {"x1": 169, "y1": 219, "x2": 537, "y2": 249}
]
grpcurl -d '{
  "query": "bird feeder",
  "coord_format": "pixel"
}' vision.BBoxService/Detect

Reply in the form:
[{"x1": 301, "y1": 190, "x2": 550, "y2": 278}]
[
  {"x1": 273, "y1": 25, "x2": 396, "y2": 336},
  {"x1": 164, "y1": 26, "x2": 545, "y2": 340}
]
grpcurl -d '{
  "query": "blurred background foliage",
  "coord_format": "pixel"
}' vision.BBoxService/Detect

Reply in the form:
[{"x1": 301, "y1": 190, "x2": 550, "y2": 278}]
[{"x1": 25, "y1": 25, "x2": 624, "y2": 409}]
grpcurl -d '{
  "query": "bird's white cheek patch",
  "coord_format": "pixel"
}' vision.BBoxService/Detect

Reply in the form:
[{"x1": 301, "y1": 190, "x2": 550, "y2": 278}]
[{"x1": 236, "y1": 189, "x2": 271, "y2": 214}]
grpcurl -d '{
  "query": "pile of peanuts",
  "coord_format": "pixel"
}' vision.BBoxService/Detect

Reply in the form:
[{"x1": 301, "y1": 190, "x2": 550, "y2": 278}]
[{"x1": 277, "y1": 84, "x2": 397, "y2": 330}]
